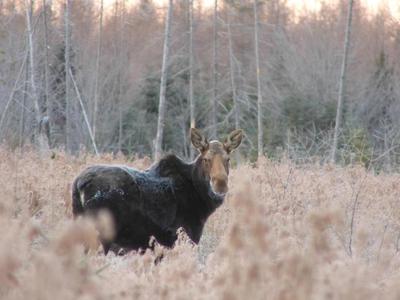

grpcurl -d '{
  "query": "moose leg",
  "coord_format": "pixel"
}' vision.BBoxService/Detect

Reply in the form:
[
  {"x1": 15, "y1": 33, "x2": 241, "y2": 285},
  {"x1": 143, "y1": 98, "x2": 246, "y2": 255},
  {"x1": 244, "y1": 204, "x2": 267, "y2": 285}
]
[
  {"x1": 184, "y1": 223, "x2": 204, "y2": 244},
  {"x1": 102, "y1": 241, "x2": 130, "y2": 256},
  {"x1": 102, "y1": 242, "x2": 111, "y2": 255},
  {"x1": 154, "y1": 253, "x2": 164, "y2": 265}
]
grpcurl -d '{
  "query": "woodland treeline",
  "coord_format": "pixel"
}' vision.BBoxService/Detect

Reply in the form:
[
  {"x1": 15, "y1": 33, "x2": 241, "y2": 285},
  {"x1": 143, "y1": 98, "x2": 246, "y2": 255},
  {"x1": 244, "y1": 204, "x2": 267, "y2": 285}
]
[{"x1": 0, "y1": 0, "x2": 400, "y2": 169}]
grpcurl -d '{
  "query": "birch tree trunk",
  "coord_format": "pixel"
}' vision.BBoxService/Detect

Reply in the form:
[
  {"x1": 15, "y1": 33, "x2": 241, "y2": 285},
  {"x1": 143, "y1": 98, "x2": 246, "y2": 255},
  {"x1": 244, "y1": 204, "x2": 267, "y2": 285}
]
[
  {"x1": 188, "y1": 0, "x2": 195, "y2": 158},
  {"x1": 210, "y1": 0, "x2": 218, "y2": 139},
  {"x1": 19, "y1": 57, "x2": 29, "y2": 150},
  {"x1": 154, "y1": 0, "x2": 173, "y2": 161},
  {"x1": 227, "y1": 10, "x2": 239, "y2": 130},
  {"x1": 42, "y1": 0, "x2": 50, "y2": 120},
  {"x1": 25, "y1": 0, "x2": 49, "y2": 152},
  {"x1": 64, "y1": 0, "x2": 71, "y2": 152},
  {"x1": 118, "y1": 0, "x2": 126, "y2": 153},
  {"x1": 92, "y1": 0, "x2": 103, "y2": 142},
  {"x1": 227, "y1": 8, "x2": 240, "y2": 163},
  {"x1": 331, "y1": 0, "x2": 354, "y2": 163},
  {"x1": 253, "y1": 0, "x2": 263, "y2": 158},
  {"x1": 68, "y1": 67, "x2": 99, "y2": 155}
]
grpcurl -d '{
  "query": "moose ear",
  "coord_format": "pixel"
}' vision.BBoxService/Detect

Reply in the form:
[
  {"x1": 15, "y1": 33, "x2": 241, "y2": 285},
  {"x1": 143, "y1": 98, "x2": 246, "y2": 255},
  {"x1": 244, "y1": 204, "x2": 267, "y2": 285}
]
[
  {"x1": 224, "y1": 129, "x2": 244, "y2": 153},
  {"x1": 190, "y1": 128, "x2": 209, "y2": 152}
]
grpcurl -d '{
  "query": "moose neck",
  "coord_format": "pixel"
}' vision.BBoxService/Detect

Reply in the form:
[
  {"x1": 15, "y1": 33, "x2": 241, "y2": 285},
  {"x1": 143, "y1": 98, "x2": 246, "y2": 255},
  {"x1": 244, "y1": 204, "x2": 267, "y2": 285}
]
[
  {"x1": 149, "y1": 154, "x2": 224, "y2": 212},
  {"x1": 191, "y1": 155, "x2": 224, "y2": 211}
]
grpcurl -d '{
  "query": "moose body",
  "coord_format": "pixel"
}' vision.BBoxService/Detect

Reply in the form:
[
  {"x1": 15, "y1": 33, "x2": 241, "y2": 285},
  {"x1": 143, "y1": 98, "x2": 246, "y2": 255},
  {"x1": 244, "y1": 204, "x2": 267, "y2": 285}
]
[{"x1": 72, "y1": 129, "x2": 243, "y2": 254}]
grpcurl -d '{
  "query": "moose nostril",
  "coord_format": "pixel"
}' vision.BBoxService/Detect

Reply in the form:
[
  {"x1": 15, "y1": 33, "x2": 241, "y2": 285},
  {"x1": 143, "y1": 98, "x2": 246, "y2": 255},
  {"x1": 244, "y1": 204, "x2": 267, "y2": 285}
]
[{"x1": 212, "y1": 178, "x2": 228, "y2": 188}]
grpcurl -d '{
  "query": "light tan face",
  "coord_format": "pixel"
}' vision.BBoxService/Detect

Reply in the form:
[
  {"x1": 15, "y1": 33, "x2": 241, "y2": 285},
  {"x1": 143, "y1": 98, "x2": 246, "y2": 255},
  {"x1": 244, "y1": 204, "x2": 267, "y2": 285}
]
[
  {"x1": 190, "y1": 128, "x2": 244, "y2": 195},
  {"x1": 202, "y1": 141, "x2": 230, "y2": 194}
]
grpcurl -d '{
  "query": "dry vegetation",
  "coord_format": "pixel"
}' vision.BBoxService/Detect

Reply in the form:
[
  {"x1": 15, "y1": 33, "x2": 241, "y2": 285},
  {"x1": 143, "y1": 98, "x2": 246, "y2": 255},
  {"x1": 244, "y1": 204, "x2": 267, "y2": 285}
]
[{"x1": 2, "y1": 148, "x2": 400, "y2": 299}]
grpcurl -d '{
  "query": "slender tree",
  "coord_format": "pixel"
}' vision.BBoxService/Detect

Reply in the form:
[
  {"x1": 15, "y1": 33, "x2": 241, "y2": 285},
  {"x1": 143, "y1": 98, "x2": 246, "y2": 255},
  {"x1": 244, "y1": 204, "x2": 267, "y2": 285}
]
[
  {"x1": 42, "y1": 0, "x2": 50, "y2": 120},
  {"x1": 188, "y1": 0, "x2": 195, "y2": 158},
  {"x1": 117, "y1": 0, "x2": 126, "y2": 153},
  {"x1": 227, "y1": 7, "x2": 239, "y2": 130},
  {"x1": 253, "y1": 0, "x2": 263, "y2": 158},
  {"x1": 331, "y1": 0, "x2": 354, "y2": 163},
  {"x1": 68, "y1": 67, "x2": 99, "y2": 155},
  {"x1": 25, "y1": 0, "x2": 49, "y2": 151},
  {"x1": 19, "y1": 55, "x2": 29, "y2": 149},
  {"x1": 210, "y1": 0, "x2": 218, "y2": 139},
  {"x1": 154, "y1": 0, "x2": 173, "y2": 161},
  {"x1": 64, "y1": 0, "x2": 71, "y2": 152},
  {"x1": 227, "y1": 5, "x2": 241, "y2": 162},
  {"x1": 92, "y1": 0, "x2": 103, "y2": 142}
]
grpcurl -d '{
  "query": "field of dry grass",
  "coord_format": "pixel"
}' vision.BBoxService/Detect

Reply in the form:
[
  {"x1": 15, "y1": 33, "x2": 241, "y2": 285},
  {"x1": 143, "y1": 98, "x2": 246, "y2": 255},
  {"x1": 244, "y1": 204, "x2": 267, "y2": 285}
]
[{"x1": 2, "y1": 148, "x2": 400, "y2": 299}]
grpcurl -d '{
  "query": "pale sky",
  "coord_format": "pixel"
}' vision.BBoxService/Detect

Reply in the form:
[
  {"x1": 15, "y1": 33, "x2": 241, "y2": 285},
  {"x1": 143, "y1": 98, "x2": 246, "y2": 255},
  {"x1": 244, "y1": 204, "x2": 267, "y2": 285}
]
[
  {"x1": 287, "y1": 0, "x2": 399, "y2": 19},
  {"x1": 287, "y1": 0, "x2": 398, "y2": 13},
  {"x1": 103, "y1": 0, "x2": 399, "y2": 19}
]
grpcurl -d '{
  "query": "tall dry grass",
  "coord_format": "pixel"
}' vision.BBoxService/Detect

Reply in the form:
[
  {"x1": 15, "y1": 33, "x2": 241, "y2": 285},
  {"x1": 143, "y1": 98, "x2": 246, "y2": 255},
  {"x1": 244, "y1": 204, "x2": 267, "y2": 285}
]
[{"x1": 1, "y1": 148, "x2": 400, "y2": 299}]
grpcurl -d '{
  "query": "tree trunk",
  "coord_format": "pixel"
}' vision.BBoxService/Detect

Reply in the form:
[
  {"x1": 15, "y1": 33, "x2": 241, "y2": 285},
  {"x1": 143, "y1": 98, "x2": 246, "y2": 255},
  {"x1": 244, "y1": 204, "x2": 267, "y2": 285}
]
[
  {"x1": 227, "y1": 10, "x2": 239, "y2": 130},
  {"x1": 42, "y1": 0, "x2": 51, "y2": 147},
  {"x1": 69, "y1": 67, "x2": 99, "y2": 155},
  {"x1": 64, "y1": 0, "x2": 71, "y2": 152},
  {"x1": 92, "y1": 0, "x2": 103, "y2": 143},
  {"x1": 331, "y1": 0, "x2": 354, "y2": 163},
  {"x1": 254, "y1": 0, "x2": 263, "y2": 158},
  {"x1": 154, "y1": 0, "x2": 173, "y2": 161},
  {"x1": 25, "y1": 0, "x2": 49, "y2": 152},
  {"x1": 19, "y1": 56, "x2": 29, "y2": 150},
  {"x1": 188, "y1": 0, "x2": 195, "y2": 158},
  {"x1": 117, "y1": 0, "x2": 126, "y2": 153},
  {"x1": 210, "y1": 0, "x2": 218, "y2": 139},
  {"x1": 42, "y1": 0, "x2": 50, "y2": 119},
  {"x1": 227, "y1": 8, "x2": 240, "y2": 163}
]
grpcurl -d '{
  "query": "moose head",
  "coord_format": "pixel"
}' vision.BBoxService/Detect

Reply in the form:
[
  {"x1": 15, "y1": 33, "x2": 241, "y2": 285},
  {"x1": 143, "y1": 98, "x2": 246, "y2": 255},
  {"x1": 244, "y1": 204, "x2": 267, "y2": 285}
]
[{"x1": 190, "y1": 128, "x2": 243, "y2": 196}]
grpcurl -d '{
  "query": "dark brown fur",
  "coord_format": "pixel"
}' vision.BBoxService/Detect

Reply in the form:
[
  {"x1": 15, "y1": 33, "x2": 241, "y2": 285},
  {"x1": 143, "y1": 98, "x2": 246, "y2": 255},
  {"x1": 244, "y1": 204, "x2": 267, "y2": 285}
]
[{"x1": 72, "y1": 129, "x2": 243, "y2": 254}]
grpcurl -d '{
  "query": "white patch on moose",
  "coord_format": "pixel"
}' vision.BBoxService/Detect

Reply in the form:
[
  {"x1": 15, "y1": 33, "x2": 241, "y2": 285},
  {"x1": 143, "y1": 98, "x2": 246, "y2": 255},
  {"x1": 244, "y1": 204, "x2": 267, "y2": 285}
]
[{"x1": 79, "y1": 191, "x2": 85, "y2": 206}]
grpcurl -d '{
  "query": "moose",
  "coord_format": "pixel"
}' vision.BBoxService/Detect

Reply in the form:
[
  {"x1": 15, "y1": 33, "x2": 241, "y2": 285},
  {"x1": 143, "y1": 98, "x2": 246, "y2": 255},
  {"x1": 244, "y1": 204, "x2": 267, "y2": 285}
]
[{"x1": 72, "y1": 128, "x2": 243, "y2": 254}]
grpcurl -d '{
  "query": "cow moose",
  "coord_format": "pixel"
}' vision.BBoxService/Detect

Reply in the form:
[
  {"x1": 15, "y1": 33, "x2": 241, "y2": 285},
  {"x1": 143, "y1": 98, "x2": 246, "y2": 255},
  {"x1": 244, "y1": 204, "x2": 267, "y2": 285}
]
[{"x1": 72, "y1": 128, "x2": 243, "y2": 254}]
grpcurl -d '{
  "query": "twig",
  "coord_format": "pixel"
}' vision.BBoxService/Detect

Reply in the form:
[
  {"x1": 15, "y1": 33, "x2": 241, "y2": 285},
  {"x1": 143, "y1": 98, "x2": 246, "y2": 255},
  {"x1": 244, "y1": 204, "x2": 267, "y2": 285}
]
[
  {"x1": 377, "y1": 224, "x2": 388, "y2": 262},
  {"x1": 95, "y1": 263, "x2": 111, "y2": 276},
  {"x1": 68, "y1": 67, "x2": 99, "y2": 156}
]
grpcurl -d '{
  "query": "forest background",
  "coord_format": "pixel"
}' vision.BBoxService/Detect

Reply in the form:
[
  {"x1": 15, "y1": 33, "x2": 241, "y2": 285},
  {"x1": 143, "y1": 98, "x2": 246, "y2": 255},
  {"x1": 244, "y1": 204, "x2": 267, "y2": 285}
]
[{"x1": 1, "y1": 0, "x2": 400, "y2": 169}]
